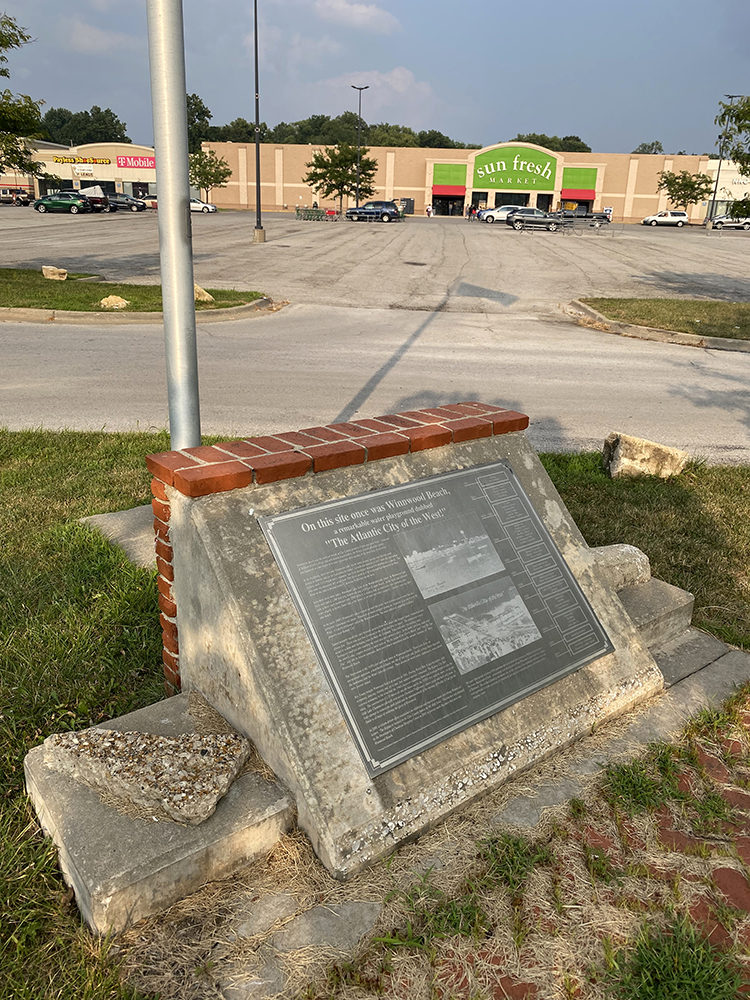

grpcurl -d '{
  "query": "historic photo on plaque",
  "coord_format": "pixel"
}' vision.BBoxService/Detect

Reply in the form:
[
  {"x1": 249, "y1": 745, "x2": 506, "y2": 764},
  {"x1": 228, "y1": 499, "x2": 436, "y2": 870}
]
[{"x1": 259, "y1": 461, "x2": 613, "y2": 776}]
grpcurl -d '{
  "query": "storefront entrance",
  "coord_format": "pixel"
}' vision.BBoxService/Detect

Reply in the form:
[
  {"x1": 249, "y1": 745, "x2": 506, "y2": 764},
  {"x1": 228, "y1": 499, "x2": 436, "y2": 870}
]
[
  {"x1": 492, "y1": 192, "x2": 527, "y2": 208},
  {"x1": 432, "y1": 195, "x2": 465, "y2": 216}
]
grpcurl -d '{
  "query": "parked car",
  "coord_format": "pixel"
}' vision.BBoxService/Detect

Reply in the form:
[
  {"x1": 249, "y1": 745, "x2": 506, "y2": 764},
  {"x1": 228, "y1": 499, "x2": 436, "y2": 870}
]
[
  {"x1": 107, "y1": 193, "x2": 147, "y2": 212},
  {"x1": 0, "y1": 187, "x2": 30, "y2": 205},
  {"x1": 481, "y1": 204, "x2": 527, "y2": 224},
  {"x1": 345, "y1": 200, "x2": 401, "y2": 222},
  {"x1": 556, "y1": 210, "x2": 611, "y2": 228},
  {"x1": 708, "y1": 214, "x2": 750, "y2": 231},
  {"x1": 641, "y1": 210, "x2": 689, "y2": 227},
  {"x1": 190, "y1": 198, "x2": 217, "y2": 213},
  {"x1": 79, "y1": 186, "x2": 110, "y2": 213},
  {"x1": 33, "y1": 191, "x2": 91, "y2": 214},
  {"x1": 505, "y1": 208, "x2": 562, "y2": 231},
  {"x1": 142, "y1": 194, "x2": 158, "y2": 209}
]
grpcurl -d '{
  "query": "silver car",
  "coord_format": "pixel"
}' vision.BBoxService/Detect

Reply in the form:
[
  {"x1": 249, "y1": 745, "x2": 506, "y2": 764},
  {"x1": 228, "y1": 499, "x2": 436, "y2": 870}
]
[
  {"x1": 641, "y1": 210, "x2": 689, "y2": 227},
  {"x1": 710, "y1": 214, "x2": 750, "y2": 231},
  {"x1": 481, "y1": 204, "x2": 527, "y2": 224}
]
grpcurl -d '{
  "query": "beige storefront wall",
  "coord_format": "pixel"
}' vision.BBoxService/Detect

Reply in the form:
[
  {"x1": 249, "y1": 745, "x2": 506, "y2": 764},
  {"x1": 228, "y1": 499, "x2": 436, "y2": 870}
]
[
  {"x1": 205, "y1": 141, "x2": 733, "y2": 223},
  {"x1": 0, "y1": 142, "x2": 158, "y2": 198}
]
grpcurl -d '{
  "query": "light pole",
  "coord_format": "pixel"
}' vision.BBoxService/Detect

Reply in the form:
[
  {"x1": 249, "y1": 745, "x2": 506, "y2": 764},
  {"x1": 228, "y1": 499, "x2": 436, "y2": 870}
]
[
  {"x1": 351, "y1": 84, "x2": 368, "y2": 207},
  {"x1": 710, "y1": 93, "x2": 742, "y2": 221},
  {"x1": 252, "y1": 0, "x2": 265, "y2": 242}
]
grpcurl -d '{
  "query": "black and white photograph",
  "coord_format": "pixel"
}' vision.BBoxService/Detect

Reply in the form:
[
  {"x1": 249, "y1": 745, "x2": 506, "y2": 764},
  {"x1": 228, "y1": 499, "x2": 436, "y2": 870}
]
[
  {"x1": 429, "y1": 577, "x2": 542, "y2": 674},
  {"x1": 395, "y1": 513, "x2": 505, "y2": 600}
]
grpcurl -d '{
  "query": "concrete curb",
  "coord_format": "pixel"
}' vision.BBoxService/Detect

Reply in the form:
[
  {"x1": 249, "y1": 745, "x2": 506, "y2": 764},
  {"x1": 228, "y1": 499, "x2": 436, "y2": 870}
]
[
  {"x1": 0, "y1": 296, "x2": 277, "y2": 326},
  {"x1": 569, "y1": 299, "x2": 750, "y2": 354}
]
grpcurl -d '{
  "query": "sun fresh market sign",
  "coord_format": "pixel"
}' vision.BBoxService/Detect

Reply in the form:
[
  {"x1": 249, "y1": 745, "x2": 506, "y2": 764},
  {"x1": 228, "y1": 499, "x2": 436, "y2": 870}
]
[{"x1": 472, "y1": 146, "x2": 557, "y2": 190}]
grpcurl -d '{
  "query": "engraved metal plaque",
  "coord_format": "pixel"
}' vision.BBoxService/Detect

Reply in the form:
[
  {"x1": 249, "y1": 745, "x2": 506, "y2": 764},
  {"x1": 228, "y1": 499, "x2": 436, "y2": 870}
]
[{"x1": 259, "y1": 461, "x2": 613, "y2": 776}]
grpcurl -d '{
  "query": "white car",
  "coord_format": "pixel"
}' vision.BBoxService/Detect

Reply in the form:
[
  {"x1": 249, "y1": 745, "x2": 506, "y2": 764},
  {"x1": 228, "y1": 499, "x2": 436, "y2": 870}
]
[
  {"x1": 481, "y1": 204, "x2": 526, "y2": 224},
  {"x1": 190, "y1": 198, "x2": 217, "y2": 213},
  {"x1": 642, "y1": 210, "x2": 689, "y2": 227},
  {"x1": 709, "y1": 214, "x2": 750, "y2": 231}
]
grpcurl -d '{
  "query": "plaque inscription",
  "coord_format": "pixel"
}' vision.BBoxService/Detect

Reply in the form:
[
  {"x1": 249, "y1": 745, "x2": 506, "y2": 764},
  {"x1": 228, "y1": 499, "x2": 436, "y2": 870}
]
[{"x1": 259, "y1": 461, "x2": 613, "y2": 776}]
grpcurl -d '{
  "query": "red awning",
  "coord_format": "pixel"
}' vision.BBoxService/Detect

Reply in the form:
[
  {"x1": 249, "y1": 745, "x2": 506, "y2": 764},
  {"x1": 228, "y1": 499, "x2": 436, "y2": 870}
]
[
  {"x1": 560, "y1": 189, "x2": 596, "y2": 200},
  {"x1": 432, "y1": 185, "x2": 466, "y2": 196}
]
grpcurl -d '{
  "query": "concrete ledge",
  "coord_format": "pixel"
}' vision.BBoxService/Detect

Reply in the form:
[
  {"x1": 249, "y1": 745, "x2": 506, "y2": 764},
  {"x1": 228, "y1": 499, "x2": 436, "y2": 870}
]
[
  {"x1": 24, "y1": 695, "x2": 295, "y2": 934},
  {"x1": 569, "y1": 299, "x2": 750, "y2": 354},
  {"x1": 81, "y1": 504, "x2": 156, "y2": 570},
  {"x1": 0, "y1": 297, "x2": 277, "y2": 326}
]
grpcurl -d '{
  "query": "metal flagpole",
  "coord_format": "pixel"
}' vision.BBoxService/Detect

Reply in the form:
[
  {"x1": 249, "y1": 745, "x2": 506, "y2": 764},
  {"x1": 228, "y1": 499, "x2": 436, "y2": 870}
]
[
  {"x1": 145, "y1": 0, "x2": 201, "y2": 449},
  {"x1": 253, "y1": 0, "x2": 265, "y2": 242}
]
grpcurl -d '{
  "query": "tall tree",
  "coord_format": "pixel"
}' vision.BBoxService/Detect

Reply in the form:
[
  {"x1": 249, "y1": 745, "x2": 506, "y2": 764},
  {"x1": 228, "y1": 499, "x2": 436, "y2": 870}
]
[
  {"x1": 717, "y1": 96, "x2": 750, "y2": 176},
  {"x1": 632, "y1": 141, "x2": 665, "y2": 154},
  {"x1": 188, "y1": 149, "x2": 232, "y2": 202},
  {"x1": 41, "y1": 105, "x2": 130, "y2": 145},
  {"x1": 186, "y1": 93, "x2": 212, "y2": 153},
  {"x1": 368, "y1": 122, "x2": 419, "y2": 147},
  {"x1": 0, "y1": 13, "x2": 44, "y2": 175},
  {"x1": 656, "y1": 169, "x2": 713, "y2": 210},
  {"x1": 508, "y1": 132, "x2": 591, "y2": 152},
  {"x1": 303, "y1": 142, "x2": 377, "y2": 211}
]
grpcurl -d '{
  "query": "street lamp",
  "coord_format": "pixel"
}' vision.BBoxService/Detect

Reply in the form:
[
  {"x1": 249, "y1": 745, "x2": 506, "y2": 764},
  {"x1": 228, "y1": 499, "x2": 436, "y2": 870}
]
[
  {"x1": 252, "y1": 0, "x2": 265, "y2": 242},
  {"x1": 351, "y1": 84, "x2": 369, "y2": 207},
  {"x1": 710, "y1": 93, "x2": 743, "y2": 221}
]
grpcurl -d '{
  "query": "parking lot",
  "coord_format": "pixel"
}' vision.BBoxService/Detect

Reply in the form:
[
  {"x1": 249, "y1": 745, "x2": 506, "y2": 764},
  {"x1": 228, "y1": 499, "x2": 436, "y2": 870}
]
[{"x1": 2, "y1": 207, "x2": 750, "y2": 314}]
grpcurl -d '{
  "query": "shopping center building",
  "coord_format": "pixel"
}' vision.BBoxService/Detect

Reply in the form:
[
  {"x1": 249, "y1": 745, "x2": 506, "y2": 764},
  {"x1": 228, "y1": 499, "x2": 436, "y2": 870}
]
[
  {"x1": 4, "y1": 139, "x2": 747, "y2": 222},
  {"x1": 202, "y1": 140, "x2": 745, "y2": 222}
]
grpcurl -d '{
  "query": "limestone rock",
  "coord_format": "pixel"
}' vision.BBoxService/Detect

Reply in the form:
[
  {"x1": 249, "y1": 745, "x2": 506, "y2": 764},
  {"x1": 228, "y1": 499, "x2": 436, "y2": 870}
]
[
  {"x1": 100, "y1": 295, "x2": 130, "y2": 310},
  {"x1": 44, "y1": 728, "x2": 250, "y2": 824},
  {"x1": 592, "y1": 543, "x2": 651, "y2": 591},
  {"x1": 602, "y1": 432, "x2": 688, "y2": 479},
  {"x1": 194, "y1": 284, "x2": 215, "y2": 302},
  {"x1": 232, "y1": 893, "x2": 298, "y2": 939},
  {"x1": 42, "y1": 266, "x2": 67, "y2": 280}
]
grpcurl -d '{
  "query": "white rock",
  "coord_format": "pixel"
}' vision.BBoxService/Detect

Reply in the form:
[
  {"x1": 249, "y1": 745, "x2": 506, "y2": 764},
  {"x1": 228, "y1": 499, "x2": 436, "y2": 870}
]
[
  {"x1": 603, "y1": 432, "x2": 688, "y2": 479},
  {"x1": 42, "y1": 266, "x2": 67, "y2": 280},
  {"x1": 100, "y1": 295, "x2": 130, "y2": 310},
  {"x1": 194, "y1": 284, "x2": 215, "y2": 302}
]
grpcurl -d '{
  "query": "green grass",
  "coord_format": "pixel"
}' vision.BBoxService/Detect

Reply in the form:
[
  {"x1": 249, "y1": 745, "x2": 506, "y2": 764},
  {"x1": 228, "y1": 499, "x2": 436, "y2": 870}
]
[
  {"x1": 581, "y1": 298, "x2": 750, "y2": 341},
  {"x1": 606, "y1": 915, "x2": 743, "y2": 999},
  {"x1": 538, "y1": 454, "x2": 750, "y2": 650},
  {"x1": 0, "y1": 268, "x2": 264, "y2": 312},
  {"x1": 1, "y1": 435, "x2": 748, "y2": 997}
]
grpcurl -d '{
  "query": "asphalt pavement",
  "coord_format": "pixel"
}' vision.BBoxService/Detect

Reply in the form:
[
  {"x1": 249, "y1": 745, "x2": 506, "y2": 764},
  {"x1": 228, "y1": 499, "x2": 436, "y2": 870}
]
[{"x1": 2, "y1": 209, "x2": 749, "y2": 460}]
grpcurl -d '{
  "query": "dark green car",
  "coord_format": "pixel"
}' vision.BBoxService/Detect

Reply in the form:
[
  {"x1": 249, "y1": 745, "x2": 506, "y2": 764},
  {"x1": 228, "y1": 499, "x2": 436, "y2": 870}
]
[{"x1": 33, "y1": 191, "x2": 91, "y2": 214}]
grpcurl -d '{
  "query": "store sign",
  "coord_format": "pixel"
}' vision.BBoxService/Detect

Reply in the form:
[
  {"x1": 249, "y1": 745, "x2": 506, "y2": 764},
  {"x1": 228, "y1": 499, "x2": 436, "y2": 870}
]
[
  {"x1": 260, "y1": 461, "x2": 612, "y2": 776},
  {"x1": 52, "y1": 156, "x2": 111, "y2": 165},
  {"x1": 117, "y1": 155, "x2": 156, "y2": 169},
  {"x1": 473, "y1": 146, "x2": 557, "y2": 191},
  {"x1": 74, "y1": 165, "x2": 94, "y2": 176}
]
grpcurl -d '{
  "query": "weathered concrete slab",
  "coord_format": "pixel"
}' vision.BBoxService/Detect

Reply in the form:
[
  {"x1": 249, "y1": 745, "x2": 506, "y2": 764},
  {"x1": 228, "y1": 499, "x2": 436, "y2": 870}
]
[
  {"x1": 81, "y1": 504, "x2": 155, "y2": 569},
  {"x1": 653, "y1": 627, "x2": 731, "y2": 687},
  {"x1": 602, "y1": 432, "x2": 689, "y2": 479},
  {"x1": 493, "y1": 646, "x2": 750, "y2": 831},
  {"x1": 618, "y1": 578, "x2": 694, "y2": 650},
  {"x1": 169, "y1": 432, "x2": 664, "y2": 878},
  {"x1": 24, "y1": 696, "x2": 294, "y2": 934}
]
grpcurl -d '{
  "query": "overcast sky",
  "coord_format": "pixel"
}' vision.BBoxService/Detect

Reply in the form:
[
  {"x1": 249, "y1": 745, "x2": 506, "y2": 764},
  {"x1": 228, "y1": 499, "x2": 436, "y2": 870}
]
[{"x1": 7, "y1": 0, "x2": 749, "y2": 154}]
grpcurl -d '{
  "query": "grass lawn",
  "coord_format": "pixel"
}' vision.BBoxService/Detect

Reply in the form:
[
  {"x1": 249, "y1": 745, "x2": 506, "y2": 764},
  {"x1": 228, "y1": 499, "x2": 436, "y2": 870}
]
[
  {"x1": 581, "y1": 298, "x2": 750, "y2": 341},
  {"x1": 0, "y1": 434, "x2": 748, "y2": 998},
  {"x1": 0, "y1": 269, "x2": 264, "y2": 312}
]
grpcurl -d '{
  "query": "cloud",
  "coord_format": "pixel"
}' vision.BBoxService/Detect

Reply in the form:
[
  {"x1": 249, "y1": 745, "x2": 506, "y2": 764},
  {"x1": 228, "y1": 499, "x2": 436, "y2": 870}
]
[
  {"x1": 244, "y1": 26, "x2": 341, "y2": 75},
  {"x1": 317, "y1": 66, "x2": 433, "y2": 110},
  {"x1": 62, "y1": 19, "x2": 140, "y2": 54},
  {"x1": 312, "y1": 0, "x2": 400, "y2": 34}
]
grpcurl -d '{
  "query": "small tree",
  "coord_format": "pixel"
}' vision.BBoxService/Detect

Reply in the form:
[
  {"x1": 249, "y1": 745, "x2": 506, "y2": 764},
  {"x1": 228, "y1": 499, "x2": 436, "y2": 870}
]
[
  {"x1": 188, "y1": 149, "x2": 232, "y2": 202},
  {"x1": 303, "y1": 142, "x2": 377, "y2": 211},
  {"x1": 656, "y1": 169, "x2": 713, "y2": 210},
  {"x1": 716, "y1": 96, "x2": 750, "y2": 177}
]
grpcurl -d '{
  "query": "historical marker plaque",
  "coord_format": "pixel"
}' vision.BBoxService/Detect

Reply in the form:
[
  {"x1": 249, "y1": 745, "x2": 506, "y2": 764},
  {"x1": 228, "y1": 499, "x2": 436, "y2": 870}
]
[{"x1": 259, "y1": 461, "x2": 613, "y2": 776}]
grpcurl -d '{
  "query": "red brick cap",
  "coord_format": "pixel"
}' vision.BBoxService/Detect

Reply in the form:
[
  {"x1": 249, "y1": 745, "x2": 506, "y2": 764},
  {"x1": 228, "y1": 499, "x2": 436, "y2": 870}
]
[{"x1": 144, "y1": 401, "x2": 529, "y2": 499}]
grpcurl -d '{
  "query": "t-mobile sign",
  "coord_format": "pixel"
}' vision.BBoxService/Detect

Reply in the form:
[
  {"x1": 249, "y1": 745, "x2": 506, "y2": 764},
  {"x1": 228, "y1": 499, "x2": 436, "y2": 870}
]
[{"x1": 116, "y1": 155, "x2": 156, "y2": 169}]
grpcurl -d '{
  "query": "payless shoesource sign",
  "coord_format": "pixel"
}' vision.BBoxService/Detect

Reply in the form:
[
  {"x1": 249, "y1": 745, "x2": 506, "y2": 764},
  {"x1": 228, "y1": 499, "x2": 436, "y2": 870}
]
[{"x1": 472, "y1": 146, "x2": 558, "y2": 191}]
